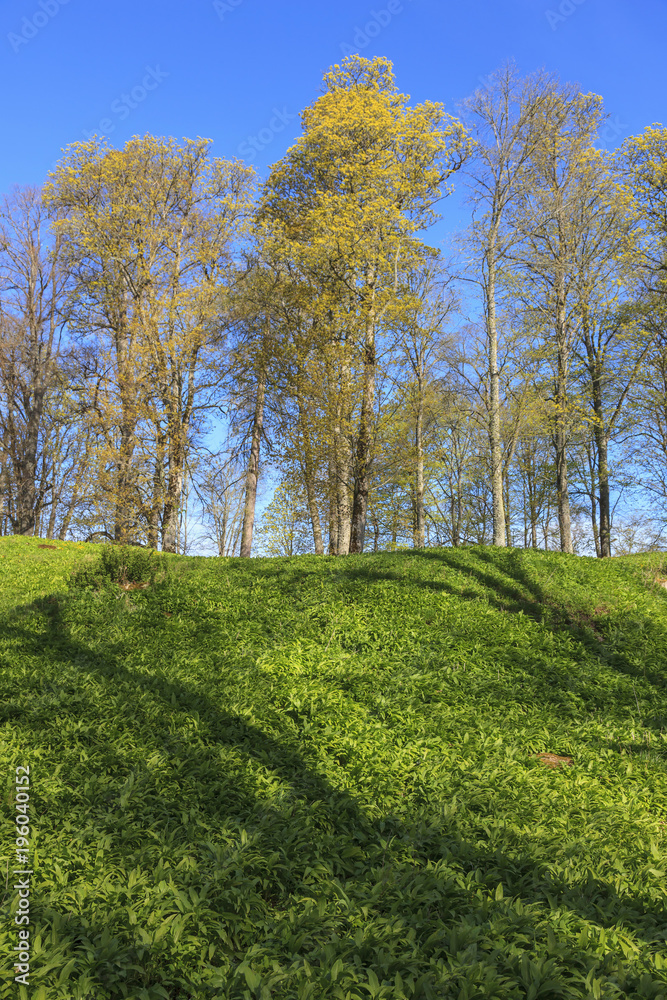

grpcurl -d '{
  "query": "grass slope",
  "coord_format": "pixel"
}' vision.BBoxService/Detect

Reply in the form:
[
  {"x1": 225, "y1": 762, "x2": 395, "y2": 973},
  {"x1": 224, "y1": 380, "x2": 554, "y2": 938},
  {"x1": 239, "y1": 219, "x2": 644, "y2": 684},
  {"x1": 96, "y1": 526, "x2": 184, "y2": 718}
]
[{"x1": 1, "y1": 537, "x2": 667, "y2": 999}]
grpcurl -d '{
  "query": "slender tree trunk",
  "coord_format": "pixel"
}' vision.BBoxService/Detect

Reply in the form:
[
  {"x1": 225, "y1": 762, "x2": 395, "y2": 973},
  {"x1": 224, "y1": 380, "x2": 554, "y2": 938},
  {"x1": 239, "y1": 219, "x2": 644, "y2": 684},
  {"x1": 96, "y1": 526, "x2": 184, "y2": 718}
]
[
  {"x1": 554, "y1": 417, "x2": 573, "y2": 553},
  {"x1": 12, "y1": 369, "x2": 44, "y2": 536},
  {"x1": 349, "y1": 282, "x2": 376, "y2": 554},
  {"x1": 554, "y1": 277, "x2": 573, "y2": 554},
  {"x1": 328, "y1": 462, "x2": 338, "y2": 555},
  {"x1": 162, "y1": 458, "x2": 184, "y2": 553},
  {"x1": 333, "y1": 371, "x2": 352, "y2": 555},
  {"x1": 45, "y1": 449, "x2": 65, "y2": 539},
  {"x1": 595, "y1": 427, "x2": 611, "y2": 558},
  {"x1": 297, "y1": 398, "x2": 324, "y2": 555},
  {"x1": 586, "y1": 355, "x2": 611, "y2": 558},
  {"x1": 240, "y1": 366, "x2": 266, "y2": 558},
  {"x1": 487, "y1": 235, "x2": 506, "y2": 547},
  {"x1": 522, "y1": 479, "x2": 528, "y2": 548},
  {"x1": 56, "y1": 445, "x2": 90, "y2": 541},
  {"x1": 114, "y1": 320, "x2": 137, "y2": 545},
  {"x1": 503, "y1": 469, "x2": 511, "y2": 546},
  {"x1": 182, "y1": 465, "x2": 188, "y2": 555},
  {"x1": 590, "y1": 491, "x2": 601, "y2": 558},
  {"x1": 371, "y1": 511, "x2": 379, "y2": 552},
  {"x1": 46, "y1": 500, "x2": 57, "y2": 540},
  {"x1": 9, "y1": 302, "x2": 47, "y2": 536},
  {"x1": 450, "y1": 485, "x2": 460, "y2": 547},
  {"x1": 413, "y1": 390, "x2": 425, "y2": 548},
  {"x1": 162, "y1": 391, "x2": 190, "y2": 554},
  {"x1": 336, "y1": 453, "x2": 352, "y2": 552},
  {"x1": 523, "y1": 452, "x2": 539, "y2": 549},
  {"x1": 306, "y1": 495, "x2": 324, "y2": 555},
  {"x1": 147, "y1": 424, "x2": 165, "y2": 549}
]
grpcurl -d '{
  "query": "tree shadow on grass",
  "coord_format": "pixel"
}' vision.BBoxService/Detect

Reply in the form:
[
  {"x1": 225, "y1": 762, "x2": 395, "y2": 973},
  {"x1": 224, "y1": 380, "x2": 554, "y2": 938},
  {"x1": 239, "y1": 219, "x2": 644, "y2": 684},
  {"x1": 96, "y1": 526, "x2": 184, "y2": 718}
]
[
  {"x1": 0, "y1": 588, "x2": 665, "y2": 998},
  {"x1": 332, "y1": 547, "x2": 667, "y2": 726}
]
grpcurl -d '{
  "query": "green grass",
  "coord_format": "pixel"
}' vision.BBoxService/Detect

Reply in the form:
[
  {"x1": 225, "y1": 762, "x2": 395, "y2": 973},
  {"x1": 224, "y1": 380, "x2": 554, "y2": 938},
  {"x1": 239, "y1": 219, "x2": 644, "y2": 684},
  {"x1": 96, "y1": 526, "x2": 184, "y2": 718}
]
[{"x1": 1, "y1": 537, "x2": 667, "y2": 999}]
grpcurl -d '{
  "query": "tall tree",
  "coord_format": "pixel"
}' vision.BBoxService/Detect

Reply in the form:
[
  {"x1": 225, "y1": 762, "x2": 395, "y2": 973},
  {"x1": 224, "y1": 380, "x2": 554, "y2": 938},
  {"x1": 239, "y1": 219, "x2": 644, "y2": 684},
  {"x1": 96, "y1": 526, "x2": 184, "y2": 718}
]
[
  {"x1": 45, "y1": 136, "x2": 253, "y2": 549},
  {"x1": 508, "y1": 89, "x2": 606, "y2": 553},
  {"x1": 621, "y1": 125, "x2": 667, "y2": 299},
  {"x1": 461, "y1": 64, "x2": 556, "y2": 546},
  {"x1": 0, "y1": 187, "x2": 69, "y2": 536},
  {"x1": 258, "y1": 55, "x2": 471, "y2": 553},
  {"x1": 392, "y1": 268, "x2": 456, "y2": 548}
]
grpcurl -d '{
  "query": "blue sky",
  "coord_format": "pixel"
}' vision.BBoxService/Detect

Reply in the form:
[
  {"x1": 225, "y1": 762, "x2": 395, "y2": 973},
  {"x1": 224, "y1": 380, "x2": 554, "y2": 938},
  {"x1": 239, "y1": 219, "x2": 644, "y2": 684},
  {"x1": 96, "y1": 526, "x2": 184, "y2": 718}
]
[{"x1": 2, "y1": 0, "x2": 665, "y2": 204}]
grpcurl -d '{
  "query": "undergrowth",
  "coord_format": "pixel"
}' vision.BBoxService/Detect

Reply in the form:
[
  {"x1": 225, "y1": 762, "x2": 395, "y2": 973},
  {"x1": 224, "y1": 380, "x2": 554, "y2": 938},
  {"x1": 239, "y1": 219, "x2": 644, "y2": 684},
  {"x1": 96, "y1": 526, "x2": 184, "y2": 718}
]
[
  {"x1": 70, "y1": 545, "x2": 167, "y2": 591},
  {"x1": 0, "y1": 538, "x2": 666, "y2": 999}
]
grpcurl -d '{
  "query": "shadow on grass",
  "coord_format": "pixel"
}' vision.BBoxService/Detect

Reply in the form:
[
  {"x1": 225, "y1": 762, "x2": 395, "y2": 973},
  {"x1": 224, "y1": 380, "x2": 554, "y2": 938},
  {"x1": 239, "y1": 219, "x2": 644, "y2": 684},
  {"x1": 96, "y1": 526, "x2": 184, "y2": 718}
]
[
  {"x1": 0, "y1": 579, "x2": 665, "y2": 998},
  {"x1": 326, "y1": 546, "x2": 667, "y2": 716}
]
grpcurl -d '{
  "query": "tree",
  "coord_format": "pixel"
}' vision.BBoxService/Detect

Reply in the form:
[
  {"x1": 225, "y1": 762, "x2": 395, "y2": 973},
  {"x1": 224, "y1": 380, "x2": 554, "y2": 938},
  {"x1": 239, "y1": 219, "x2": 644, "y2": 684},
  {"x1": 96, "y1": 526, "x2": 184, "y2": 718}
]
[
  {"x1": 627, "y1": 296, "x2": 667, "y2": 524},
  {"x1": 508, "y1": 89, "x2": 607, "y2": 553},
  {"x1": 621, "y1": 125, "x2": 667, "y2": 299},
  {"x1": 257, "y1": 55, "x2": 471, "y2": 553},
  {"x1": 45, "y1": 135, "x2": 253, "y2": 549},
  {"x1": 196, "y1": 449, "x2": 246, "y2": 556},
  {"x1": 391, "y1": 268, "x2": 456, "y2": 547},
  {"x1": 254, "y1": 480, "x2": 312, "y2": 557},
  {"x1": 0, "y1": 187, "x2": 69, "y2": 536},
  {"x1": 461, "y1": 64, "x2": 556, "y2": 546}
]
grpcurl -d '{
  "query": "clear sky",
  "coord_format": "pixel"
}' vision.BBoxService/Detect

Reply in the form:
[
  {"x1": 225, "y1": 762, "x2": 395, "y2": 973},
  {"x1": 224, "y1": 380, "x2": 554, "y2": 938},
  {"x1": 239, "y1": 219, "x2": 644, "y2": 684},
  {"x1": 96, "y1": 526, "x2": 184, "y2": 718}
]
[{"x1": 2, "y1": 0, "x2": 665, "y2": 204}]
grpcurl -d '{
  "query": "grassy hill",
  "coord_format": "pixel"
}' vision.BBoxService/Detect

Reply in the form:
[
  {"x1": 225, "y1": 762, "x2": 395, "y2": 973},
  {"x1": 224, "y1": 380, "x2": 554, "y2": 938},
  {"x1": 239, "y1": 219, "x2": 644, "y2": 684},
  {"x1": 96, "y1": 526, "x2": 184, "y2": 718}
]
[{"x1": 1, "y1": 536, "x2": 667, "y2": 999}]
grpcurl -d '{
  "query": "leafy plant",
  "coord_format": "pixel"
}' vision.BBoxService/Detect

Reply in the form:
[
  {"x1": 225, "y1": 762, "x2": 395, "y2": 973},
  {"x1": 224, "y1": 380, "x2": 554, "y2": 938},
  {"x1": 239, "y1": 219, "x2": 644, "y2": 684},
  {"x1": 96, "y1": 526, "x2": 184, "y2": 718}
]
[
  {"x1": 69, "y1": 544, "x2": 165, "y2": 591},
  {"x1": 1, "y1": 538, "x2": 667, "y2": 998}
]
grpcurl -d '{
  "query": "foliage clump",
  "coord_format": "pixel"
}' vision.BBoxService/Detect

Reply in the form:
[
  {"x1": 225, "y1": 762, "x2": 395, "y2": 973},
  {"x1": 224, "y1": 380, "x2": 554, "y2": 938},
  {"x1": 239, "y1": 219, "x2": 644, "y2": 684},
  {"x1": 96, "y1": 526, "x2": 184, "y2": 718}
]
[{"x1": 70, "y1": 544, "x2": 164, "y2": 591}]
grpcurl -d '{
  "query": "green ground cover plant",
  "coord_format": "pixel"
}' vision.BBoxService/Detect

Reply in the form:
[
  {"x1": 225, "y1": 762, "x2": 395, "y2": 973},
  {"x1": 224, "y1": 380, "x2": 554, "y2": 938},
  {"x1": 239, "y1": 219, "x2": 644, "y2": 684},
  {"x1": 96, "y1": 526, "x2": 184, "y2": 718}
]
[{"x1": 0, "y1": 537, "x2": 666, "y2": 999}]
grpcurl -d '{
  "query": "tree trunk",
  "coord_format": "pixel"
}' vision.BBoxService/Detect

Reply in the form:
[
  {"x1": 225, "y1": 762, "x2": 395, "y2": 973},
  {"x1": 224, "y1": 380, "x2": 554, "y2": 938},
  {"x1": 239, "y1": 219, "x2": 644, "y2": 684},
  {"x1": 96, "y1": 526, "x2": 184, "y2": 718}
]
[
  {"x1": 161, "y1": 456, "x2": 184, "y2": 553},
  {"x1": 413, "y1": 392, "x2": 425, "y2": 548},
  {"x1": 554, "y1": 276, "x2": 573, "y2": 554},
  {"x1": 306, "y1": 494, "x2": 324, "y2": 555},
  {"x1": 590, "y1": 491, "x2": 601, "y2": 558},
  {"x1": 147, "y1": 426, "x2": 165, "y2": 549},
  {"x1": 332, "y1": 407, "x2": 352, "y2": 555},
  {"x1": 487, "y1": 235, "x2": 506, "y2": 547},
  {"x1": 162, "y1": 380, "x2": 190, "y2": 554},
  {"x1": 372, "y1": 512, "x2": 380, "y2": 552},
  {"x1": 528, "y1": 465, "x2": 539, "y2": 550},
  {"x1": 240, "y1": 366, "x2": 266, "y2": 558},
  {"x1": 554, "y1": 415, "x2": 573, "y2": 553},
  {"x1": 114, "y1": 319, "x2": 138, "y2": 545},
  {"x1": 349, "y1": 282, "x2": 377, "y2": 554},
  {"x1": 297, "y1": 398, "x2": 324, "y2": 555},
  {"x1": 503, "y1": 469, "x2": 511, "y2": 547},
  {"x1": 450, "y1": 468, "x2": 462, "y2": 547},
  {"x1": 585, "y1": 332, "x2": 612, "y2": 558},
  {"x1": 595, "y1": 427, "x2": 611, "y2": 558},
  {"x1": 328, "y1": 464, "x2": 338, "y2": 555}
]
